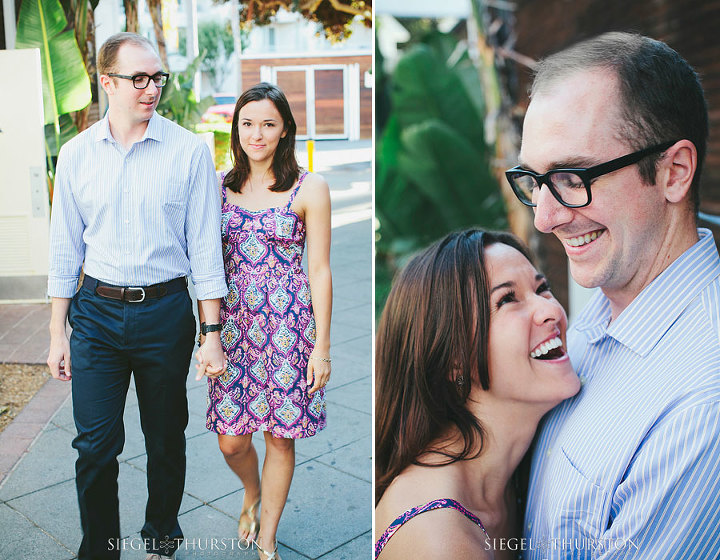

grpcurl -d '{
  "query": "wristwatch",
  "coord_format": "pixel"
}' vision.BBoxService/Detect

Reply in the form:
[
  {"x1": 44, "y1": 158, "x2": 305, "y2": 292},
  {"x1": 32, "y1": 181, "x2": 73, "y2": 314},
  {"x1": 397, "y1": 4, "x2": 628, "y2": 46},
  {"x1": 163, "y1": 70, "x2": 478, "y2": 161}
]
[{"x1": 200, "y1": 322, "x2": 222, "y2": 335}]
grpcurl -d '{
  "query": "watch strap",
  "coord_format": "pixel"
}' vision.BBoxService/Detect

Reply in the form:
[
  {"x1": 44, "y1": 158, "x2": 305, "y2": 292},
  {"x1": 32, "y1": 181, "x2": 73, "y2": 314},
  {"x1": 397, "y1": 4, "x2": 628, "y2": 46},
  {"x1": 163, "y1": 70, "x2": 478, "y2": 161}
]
[{"x1": 200, "y1": 322, "x2": 222, "y2": 335}]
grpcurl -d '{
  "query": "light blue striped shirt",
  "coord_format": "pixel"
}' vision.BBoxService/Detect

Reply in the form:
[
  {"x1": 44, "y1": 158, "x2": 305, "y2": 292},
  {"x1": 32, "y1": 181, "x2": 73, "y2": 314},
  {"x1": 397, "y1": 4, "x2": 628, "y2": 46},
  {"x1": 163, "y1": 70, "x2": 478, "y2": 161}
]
[
  {"x1": 525, "y1": 228, "x2": 720, "y2": 559},
  {"x1": 48, "y1": 112, "x2": 227, "y2": 300}
]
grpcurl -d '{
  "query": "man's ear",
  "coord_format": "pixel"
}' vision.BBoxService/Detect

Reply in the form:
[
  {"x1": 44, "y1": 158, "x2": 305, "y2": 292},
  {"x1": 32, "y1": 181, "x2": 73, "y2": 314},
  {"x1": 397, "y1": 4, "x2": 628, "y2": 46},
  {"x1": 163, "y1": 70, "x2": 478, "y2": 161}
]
[
  {"x1": 99, "y1": 74, "x2": 114, "y2": 96},
  {"x1": 661, "y1": 139, "x2": 696, "y2": 204}
]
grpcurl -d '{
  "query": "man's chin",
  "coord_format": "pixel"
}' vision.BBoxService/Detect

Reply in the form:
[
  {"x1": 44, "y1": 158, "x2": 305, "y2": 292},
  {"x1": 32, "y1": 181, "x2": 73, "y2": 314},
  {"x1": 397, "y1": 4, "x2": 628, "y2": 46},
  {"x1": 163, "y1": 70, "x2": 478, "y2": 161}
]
[{"x1": 567, "y1": 262, "x2": 605, "y2": 291}]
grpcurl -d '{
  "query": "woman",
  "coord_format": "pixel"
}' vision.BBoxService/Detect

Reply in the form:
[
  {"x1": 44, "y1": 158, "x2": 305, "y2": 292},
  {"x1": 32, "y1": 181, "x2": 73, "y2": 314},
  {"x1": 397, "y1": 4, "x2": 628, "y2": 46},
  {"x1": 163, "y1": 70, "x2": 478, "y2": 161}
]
[
  {"x1": 197, "y1": 83, "x2": 332, "y2": 560},
  {"x1": 375, "y1": 229, "x2": 580, "y2": 559}
]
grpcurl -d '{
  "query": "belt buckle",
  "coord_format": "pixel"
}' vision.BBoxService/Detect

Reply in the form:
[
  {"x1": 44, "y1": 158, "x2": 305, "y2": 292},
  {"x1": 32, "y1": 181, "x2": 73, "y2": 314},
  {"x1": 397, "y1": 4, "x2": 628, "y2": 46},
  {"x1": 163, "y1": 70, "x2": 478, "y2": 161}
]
[{"x1": 126, "y1": 287, "x2": 146, "y2": 303}]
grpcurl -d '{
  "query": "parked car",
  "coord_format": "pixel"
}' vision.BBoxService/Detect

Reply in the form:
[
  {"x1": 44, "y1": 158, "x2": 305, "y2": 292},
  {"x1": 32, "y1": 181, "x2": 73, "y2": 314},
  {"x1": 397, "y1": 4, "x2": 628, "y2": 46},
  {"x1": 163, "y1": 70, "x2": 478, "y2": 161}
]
[{"x1": 201, "y1": 93, "x2": 237, "y2": 123}]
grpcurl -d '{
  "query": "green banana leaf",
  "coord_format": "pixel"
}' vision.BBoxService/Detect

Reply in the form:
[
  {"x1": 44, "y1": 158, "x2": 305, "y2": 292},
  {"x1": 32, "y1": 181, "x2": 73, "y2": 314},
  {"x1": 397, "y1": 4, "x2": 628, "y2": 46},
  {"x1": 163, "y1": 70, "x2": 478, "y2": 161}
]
[
  {"x1": 375, "y1": 29, "x2": 509, "y2": 314},
  {"x1": 15, "y1": 0, "x2": 91, "y2": 126},
  {"x1": 398, "y1": 119, "x2": 506, "y2": 231},
  {"x1": 45, "y1": 113, "x2": 79, "y2": 157},
  {"x1": 392, "y1": 43, "x2": 485, "y2": 148}
]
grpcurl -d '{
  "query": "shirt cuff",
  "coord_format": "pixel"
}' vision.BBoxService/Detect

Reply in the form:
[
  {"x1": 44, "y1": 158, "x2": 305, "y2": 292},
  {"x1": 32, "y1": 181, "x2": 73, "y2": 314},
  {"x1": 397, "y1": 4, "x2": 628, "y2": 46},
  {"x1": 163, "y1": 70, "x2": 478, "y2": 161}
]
[
  {"x1": 47, "y1": 276, "x2": 80, "y2": 298},
  {"x1": 193, "y1": 278, "x2": 229, "y2": 300}
]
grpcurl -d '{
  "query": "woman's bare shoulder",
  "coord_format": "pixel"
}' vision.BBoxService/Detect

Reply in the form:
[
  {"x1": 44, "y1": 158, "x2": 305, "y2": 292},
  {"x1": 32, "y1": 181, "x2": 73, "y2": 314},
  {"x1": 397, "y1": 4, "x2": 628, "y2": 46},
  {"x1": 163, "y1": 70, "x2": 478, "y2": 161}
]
[
  {"x1": 377, "y1": 505, "x2": 491, "y2": 560},
  {"x1": 300, "y1": 171, "x2": 328, "y2": 191}
]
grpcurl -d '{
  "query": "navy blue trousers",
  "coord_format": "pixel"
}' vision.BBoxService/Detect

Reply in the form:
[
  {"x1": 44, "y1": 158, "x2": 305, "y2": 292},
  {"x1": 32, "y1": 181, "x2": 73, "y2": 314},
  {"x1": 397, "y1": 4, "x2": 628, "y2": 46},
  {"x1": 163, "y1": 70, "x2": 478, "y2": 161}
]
[{"x1": 68, "y1": 283, "x2": 195, "y2": 559}]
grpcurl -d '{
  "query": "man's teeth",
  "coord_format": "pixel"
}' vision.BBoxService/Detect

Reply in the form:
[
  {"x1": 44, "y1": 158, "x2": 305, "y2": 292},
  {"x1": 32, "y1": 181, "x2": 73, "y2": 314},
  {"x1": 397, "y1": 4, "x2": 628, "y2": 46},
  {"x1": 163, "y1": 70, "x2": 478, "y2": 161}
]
[
  {"x1": 530, "y1": 336, "x2": 563, "y2": 358},
  {"x1": 567, "y1": 230, "x2": 601, "y2": 247}
]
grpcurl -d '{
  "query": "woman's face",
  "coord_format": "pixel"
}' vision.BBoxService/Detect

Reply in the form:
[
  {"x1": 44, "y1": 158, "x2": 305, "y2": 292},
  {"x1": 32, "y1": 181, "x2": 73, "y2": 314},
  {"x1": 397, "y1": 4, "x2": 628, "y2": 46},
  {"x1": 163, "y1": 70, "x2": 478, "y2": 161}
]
[
  {"x1": 485, "y1": 243, "x2": 581, "y2": 408},
  {"x1": 236, "y1": 98, "x2": 287, "y2": 164}
]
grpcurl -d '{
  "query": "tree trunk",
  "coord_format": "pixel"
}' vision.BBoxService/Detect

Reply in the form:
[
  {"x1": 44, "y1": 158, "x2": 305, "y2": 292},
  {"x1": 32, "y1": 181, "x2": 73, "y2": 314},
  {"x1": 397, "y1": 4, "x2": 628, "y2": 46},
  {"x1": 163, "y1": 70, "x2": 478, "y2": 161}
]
[
  {"x1": 147, "y1": 0, "x2": 169, "y2": 69},
  {"x1": 74, "y1": 4, "x2": 97, "y2": 132},
  {"x1": 124, "y1": 0, "x2": 138, "y2": 33}
]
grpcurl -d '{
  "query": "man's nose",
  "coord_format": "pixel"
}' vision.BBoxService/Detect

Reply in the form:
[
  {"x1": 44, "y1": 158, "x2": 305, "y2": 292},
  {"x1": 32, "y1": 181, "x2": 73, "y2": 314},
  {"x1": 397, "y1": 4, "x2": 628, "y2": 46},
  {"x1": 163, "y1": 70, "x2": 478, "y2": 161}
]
[
  {"x1": 146, "y1": 79, "x2": 160, "y2": 96},
  {"x1": 533, "y1": 184, "x2": 574, "y2": 233}
]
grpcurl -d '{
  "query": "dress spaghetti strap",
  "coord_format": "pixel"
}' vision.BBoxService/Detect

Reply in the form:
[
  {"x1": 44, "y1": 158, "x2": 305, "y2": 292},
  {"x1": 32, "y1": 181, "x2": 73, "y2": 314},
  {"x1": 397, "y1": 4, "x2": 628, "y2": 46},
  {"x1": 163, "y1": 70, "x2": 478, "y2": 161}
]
[
  {"x1": 374, "y1": 498, "x2": 489, "y2": 558},
  {"x1": 219, "y1": 171, "x2": 228, "y2": 203},
  {"x1": 285, "y1": 171, "x2": 309, "y2": 209}
]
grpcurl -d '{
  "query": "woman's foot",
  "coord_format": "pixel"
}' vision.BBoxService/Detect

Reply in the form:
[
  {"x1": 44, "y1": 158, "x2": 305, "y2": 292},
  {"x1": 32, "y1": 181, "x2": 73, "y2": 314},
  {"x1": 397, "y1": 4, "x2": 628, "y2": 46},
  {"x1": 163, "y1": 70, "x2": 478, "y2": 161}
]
[
  {"x1": 238, "y1": 495, "x2": 261, "y2": 544},
  {"x1": 256, "y1": 537, "x2": 281, "y2": 560}
]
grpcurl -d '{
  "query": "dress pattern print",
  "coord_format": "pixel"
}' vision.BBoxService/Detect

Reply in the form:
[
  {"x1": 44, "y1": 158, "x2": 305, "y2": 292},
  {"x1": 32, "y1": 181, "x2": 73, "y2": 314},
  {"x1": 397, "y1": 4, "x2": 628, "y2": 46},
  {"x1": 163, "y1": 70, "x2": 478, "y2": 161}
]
[{"x1": 206, "y1": 171, "x2": 326, "y2": 438}]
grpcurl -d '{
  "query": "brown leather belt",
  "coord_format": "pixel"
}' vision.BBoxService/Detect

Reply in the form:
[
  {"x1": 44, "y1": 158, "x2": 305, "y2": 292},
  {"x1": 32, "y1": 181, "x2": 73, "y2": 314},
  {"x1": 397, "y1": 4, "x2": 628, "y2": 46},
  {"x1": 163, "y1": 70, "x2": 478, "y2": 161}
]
[{"x1": 84, "y1": 275, "x2": 187, "y2": 303}]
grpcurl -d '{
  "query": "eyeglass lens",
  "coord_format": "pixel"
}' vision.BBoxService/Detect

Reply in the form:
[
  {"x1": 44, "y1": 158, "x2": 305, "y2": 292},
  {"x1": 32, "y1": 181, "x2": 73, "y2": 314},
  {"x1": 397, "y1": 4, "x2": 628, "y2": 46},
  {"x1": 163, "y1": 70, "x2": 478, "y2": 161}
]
[
  {"x1": 510, "y1": 172, "x2": 589, "y2": 206},
  {"x1": 133, "y1": 73, "x2": 167, "y2": 88}
]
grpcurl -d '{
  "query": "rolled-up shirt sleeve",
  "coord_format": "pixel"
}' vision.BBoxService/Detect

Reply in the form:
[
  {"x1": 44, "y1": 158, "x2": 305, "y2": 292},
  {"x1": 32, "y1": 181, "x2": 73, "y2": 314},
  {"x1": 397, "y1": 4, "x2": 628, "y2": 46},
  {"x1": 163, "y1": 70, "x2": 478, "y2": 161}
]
[
  {"x1": 48, "y1": 144, "x2": 86, "y2": 298},
  {"x1": 185, "y1": 142, "x2": 228, "y2": 300}
]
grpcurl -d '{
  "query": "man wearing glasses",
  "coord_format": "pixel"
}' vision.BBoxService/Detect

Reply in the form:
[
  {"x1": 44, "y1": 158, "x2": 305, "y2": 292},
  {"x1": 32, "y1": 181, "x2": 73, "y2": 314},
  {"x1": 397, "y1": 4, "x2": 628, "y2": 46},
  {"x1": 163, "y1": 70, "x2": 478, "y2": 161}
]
[
  {"x1": 46, "y1": 33, "x2": 227, "y2": 560},
  {"x1": 508, "y1": 33, "x2": 720, "y2": 557}
]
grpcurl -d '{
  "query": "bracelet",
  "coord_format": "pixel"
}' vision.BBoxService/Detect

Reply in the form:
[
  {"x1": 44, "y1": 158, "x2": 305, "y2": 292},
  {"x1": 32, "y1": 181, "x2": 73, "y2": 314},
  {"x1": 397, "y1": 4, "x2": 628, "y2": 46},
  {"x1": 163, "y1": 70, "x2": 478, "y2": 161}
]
[{"x1": 312, "y1": 356, "x2": 331, "y2": 363}]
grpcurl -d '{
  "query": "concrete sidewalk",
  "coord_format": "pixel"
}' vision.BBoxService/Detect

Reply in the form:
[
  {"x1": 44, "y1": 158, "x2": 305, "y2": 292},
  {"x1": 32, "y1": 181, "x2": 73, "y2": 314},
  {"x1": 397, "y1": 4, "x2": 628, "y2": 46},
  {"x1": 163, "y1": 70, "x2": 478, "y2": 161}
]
[{"x1": 0, "y1": 140, "x2": 372, "y2": 559}]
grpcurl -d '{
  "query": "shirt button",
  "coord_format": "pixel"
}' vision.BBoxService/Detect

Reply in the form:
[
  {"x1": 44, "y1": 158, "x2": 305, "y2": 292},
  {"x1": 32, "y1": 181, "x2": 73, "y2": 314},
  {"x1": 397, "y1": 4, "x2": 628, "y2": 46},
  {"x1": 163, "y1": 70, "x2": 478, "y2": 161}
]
[
  {"x1": 546, "y1": 448, "x2": 552, "y2": 457},
  {"x1": 527, "y1": 522, "x2": 532, "y2": 530},
  {"x1": 579, "y1": 375, "x2": 588, "y2": 386},
  {"x1": 124, "y1": 219, "x2": 130, "y2": 224}
]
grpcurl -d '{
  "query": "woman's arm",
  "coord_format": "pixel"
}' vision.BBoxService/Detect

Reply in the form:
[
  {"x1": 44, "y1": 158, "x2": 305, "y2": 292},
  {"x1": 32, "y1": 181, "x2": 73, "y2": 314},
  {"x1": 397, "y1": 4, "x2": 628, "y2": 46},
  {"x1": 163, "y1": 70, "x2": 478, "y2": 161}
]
[{"x1": 302, "y1": 173, "x2": 333, "y2": 394}]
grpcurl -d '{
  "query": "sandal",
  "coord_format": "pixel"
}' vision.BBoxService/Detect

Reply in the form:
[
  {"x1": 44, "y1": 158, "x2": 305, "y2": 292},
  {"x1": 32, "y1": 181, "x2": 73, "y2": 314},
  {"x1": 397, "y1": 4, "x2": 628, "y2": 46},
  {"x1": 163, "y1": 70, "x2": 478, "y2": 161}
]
[
  {"x1": 256, "y1": 539, "x2": 281, "y2": 560},
  {"x1": 237, "y1": 497, "x2": 261, "y2": 544}
]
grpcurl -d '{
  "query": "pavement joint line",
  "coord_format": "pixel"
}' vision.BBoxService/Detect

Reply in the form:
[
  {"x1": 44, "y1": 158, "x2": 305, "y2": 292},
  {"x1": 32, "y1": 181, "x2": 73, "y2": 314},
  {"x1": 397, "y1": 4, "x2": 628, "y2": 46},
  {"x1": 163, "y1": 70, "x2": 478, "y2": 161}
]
[
  {"x1": 315, "y1": 529, "x2": 371, "y2": 559},
  {"x1": 331, "y1": 332, "x2": 372, "y2": 346},
  {"x1": 0, "y1": 382, "x2": 72, "y2": 490},
  {"x1": 4, "y1": 498, "x2": 76, "y2": 554},
  {"x1": 324, "y1": 401, "x2": 370, "y2": 417},
  {"x1": 311, "y1": 444, "x2": 372, "y2": 484},
  {"x1": 324, "y1": 376, "x2": 370, "y2": 392},
  {"x1": 2, "y1": 476, "x2": 76, "y2": 503}
]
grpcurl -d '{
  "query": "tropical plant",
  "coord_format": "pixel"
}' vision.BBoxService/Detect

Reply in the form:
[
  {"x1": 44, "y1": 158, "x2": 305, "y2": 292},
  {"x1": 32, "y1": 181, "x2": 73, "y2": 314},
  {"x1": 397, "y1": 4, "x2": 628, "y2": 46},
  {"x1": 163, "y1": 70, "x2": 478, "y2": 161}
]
[
  {"x1": 156, "y1": 53, "x2": 214, "y2": 131},
  {"x1": 198, "y1": 20, "x2": 236, "y2": 91},
  {"x1": 15, "y1": 0, "x2": 92, "y2": 181},
  {"x1": 375, "y1": 29, "x2": 508, "y2": 313}
]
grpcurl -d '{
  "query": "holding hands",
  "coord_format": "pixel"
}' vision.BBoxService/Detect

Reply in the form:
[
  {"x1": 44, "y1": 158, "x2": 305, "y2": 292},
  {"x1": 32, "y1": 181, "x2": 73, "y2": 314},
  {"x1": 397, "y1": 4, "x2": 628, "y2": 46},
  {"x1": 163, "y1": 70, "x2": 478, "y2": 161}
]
[{"x1": 195, "y1": 332, "x2": 227, "y2": 381}]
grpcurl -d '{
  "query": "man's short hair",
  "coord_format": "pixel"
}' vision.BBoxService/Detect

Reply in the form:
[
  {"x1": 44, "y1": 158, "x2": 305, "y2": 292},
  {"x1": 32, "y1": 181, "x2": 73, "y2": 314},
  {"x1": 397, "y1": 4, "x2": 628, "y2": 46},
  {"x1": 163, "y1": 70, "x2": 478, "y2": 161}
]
[
  {"x1": 97, "y1": 32, "x2": 158, "y2": 76},
  {"x1": 531, "y1": 32, "x2": 708, "y2": 213}
]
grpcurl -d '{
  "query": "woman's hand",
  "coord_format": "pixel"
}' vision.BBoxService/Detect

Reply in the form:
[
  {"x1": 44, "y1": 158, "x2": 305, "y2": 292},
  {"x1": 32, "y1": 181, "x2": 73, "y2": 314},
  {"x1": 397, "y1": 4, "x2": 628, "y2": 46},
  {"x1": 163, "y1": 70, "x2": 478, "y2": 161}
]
[{"x1": 307, "y1": 348, "x2": 331, "y2": 395}]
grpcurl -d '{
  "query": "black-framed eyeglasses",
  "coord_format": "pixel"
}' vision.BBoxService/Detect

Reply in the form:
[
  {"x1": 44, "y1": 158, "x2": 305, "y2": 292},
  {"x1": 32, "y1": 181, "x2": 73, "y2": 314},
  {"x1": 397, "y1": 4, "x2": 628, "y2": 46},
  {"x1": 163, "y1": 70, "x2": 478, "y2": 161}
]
[
  {"x1": 505, "y1": 140, "x2": 677, "y2": 209},
  {"x1": 107, "y1": 72, "x2": 169, "y2": 89}
]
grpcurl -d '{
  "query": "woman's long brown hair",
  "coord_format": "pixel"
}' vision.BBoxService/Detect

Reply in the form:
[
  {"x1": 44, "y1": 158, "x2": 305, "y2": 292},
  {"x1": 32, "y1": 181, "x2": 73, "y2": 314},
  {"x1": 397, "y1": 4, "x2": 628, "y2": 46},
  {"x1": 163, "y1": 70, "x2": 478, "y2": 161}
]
[
  {"x1": 374, "y1": 229, "x2": 533, "y2": 504},
  {"x1": 224, "y1": 82, "x2": 299, "y2": 193}
]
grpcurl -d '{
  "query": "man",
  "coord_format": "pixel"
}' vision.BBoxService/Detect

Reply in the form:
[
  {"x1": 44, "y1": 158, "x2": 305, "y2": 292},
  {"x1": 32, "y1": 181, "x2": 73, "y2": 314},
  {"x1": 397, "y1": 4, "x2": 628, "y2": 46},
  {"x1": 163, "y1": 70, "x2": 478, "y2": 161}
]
[
  {"x1": 47, "y1": 33, "x2": 227, "y2": 560},
  {"x1": 506, "y1": 32, "x2": 720, "y2": 557}
]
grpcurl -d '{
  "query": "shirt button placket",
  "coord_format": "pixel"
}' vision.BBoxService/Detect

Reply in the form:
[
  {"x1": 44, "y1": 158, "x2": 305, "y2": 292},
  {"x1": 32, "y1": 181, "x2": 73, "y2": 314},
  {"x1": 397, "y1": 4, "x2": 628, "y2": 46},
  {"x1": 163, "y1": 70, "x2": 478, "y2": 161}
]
[{"x1": 122, "y1": 155, "x2": 132, "y2": 263}]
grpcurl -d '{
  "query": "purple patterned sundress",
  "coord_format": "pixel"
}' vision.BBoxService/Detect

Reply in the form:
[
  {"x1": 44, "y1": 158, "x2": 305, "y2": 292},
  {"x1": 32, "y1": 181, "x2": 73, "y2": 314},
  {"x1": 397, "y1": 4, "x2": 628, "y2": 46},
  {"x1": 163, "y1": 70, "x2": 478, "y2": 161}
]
[
  {"x1": 206, "y1": 171, "x2": 326, "y2": 439},
  {"x1": 375, "y1": 498, "x2": 489, "y2": 558}
]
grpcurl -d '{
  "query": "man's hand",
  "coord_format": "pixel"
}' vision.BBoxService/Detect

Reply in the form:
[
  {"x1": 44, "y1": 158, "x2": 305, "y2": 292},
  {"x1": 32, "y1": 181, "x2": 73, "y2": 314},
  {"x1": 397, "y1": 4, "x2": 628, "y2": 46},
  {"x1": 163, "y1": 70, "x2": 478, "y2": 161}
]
[
  {"x1": 47, "y1": 331, "x2": 72, "y2": 381},
  {"x1": 47, "y1": 297, "x2": 72, "y2": 381},
  {"x1": 195, "y1": 334, "x2": 227, "y2": 381}
]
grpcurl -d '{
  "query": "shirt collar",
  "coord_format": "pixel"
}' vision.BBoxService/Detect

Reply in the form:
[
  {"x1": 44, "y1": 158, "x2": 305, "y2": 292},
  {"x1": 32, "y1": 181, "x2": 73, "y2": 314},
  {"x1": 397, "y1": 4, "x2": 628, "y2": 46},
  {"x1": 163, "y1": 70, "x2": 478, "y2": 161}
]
[
  {"x1": 94, "y1": 111, "x2": 164, "y2": 144},
  {"x1": 573, "y1": 228, "x2": 720, "y2": 356}
]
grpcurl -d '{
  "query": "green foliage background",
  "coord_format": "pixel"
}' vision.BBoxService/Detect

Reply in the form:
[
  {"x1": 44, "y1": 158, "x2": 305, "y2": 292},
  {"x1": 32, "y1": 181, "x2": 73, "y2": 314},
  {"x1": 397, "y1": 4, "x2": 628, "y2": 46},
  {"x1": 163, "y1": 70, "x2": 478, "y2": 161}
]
[{"x1": 375, "y1": 27, "x2": 508, "y2": 315}]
